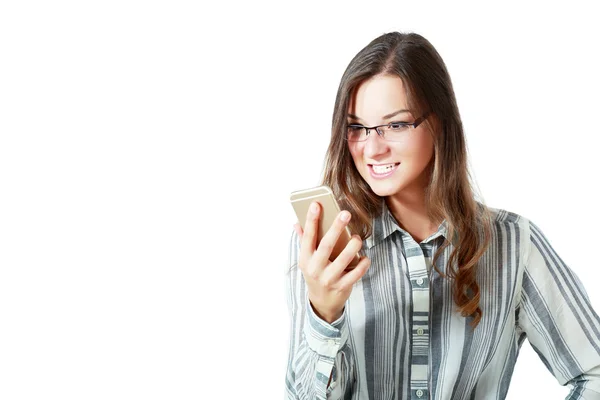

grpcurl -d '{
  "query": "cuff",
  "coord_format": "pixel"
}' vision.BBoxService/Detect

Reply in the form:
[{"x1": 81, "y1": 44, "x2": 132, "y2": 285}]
[{"x1": 303, "y1": 292, "x2": 350, "y2": 358}]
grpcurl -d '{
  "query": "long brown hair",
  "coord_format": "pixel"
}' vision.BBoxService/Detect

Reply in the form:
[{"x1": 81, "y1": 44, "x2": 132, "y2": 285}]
[{"x1": 320, "y1": 31, "x2": 493, "y2": 330}]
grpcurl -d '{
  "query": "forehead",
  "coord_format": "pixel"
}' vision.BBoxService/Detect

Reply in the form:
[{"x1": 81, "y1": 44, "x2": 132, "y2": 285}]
[{"x1": 347, "y1": 74, "x2": 411, "y2": 120}]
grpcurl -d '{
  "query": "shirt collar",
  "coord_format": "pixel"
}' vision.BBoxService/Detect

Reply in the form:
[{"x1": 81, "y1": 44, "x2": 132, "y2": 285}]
[{"x1": 365, "y1": 199, "x2": 458, "y2": 249}]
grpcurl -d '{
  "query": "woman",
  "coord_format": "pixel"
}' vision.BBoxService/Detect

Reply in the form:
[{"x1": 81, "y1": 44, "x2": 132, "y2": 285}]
[{"x1": 284, "y1": 31, "x2": 600, "y2": 399}]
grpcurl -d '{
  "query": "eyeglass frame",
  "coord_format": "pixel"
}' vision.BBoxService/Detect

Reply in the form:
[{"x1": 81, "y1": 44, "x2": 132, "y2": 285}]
[{"x1": 344, "y1": 111, "x2": 431, "y2": 142}]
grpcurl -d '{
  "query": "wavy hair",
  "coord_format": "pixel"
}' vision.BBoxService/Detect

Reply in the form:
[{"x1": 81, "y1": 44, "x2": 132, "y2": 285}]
[{"x1": 320, "y1": 31, "x2": 493, "y2": 330}]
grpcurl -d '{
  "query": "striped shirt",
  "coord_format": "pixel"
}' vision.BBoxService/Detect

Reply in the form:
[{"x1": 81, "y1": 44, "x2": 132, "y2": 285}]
[{"x1": 284, "y1": 200, "x2": 600, "y2": 399}]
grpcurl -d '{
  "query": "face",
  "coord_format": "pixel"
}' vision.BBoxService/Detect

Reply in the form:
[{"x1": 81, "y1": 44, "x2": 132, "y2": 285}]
[{"x1": 346, "y1": 74, "x2": 435, "y2": 199}]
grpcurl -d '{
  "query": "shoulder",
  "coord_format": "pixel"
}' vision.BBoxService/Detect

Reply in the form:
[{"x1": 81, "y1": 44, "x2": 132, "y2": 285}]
[
  {"x1": 482, "y1": 203, "x2": 535, "y2": 261},
  {"x1": 484, "y1": 204, "x2": 531, "y2": 233},
  {"x1": 485, "y1": 204, "x2": 524, "y2": 224},
  {"x1": 481, "y1": 203, "x2": 532, "y2": 242}
]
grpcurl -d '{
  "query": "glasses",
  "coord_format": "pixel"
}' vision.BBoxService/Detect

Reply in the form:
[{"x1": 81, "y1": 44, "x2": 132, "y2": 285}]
[{"x1": 344, "y1": 111, "x2": 430, "y2": 142}]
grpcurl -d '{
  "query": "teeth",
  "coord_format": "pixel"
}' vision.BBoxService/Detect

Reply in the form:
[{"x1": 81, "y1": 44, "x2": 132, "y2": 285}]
[{"x1": 372, "y1": 163, "x2": 397, "y2": 174}]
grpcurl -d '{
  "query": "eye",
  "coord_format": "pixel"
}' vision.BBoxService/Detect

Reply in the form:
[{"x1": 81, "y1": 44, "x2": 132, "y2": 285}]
[
  {"x1": 389, "y1": 122, "x2": 409, "y2": 129},
  {"x1": 347, "y1": 124, "x2": 364, "y2": 131}
]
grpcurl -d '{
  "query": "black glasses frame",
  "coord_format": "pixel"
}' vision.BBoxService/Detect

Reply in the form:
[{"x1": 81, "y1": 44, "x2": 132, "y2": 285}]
[{"x1": 344, "y1": 111, "x2": 431, "y2": 142}]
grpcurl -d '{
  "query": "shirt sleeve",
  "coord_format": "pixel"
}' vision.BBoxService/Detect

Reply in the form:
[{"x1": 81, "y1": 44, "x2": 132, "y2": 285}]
[
  {"x1": 284, "y1": 228, "x2": 356, "y2": 399},
  {"x1": 516, "y1": 219, "x2": 600, "y2": 399}
]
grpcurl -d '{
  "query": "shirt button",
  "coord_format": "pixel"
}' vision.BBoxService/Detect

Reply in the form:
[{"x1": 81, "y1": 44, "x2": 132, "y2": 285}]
[
  {"x1": 328, "y1": 339, "x2": 338, "y2": 346},
  {"x1": 417, "y1": 278, "x2": 424, "y2": 285},
  {"x1": 416, "y1": 389, "x2": 423, "y2": 397},
  {"x1": 417, "y1": 328, "x2": 424, "y2": 335}
]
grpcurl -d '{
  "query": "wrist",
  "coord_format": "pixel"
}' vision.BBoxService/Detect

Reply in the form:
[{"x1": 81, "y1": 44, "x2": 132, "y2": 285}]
[{"x1": 310, "y1": 300, "x2": 343, "y2": 324}]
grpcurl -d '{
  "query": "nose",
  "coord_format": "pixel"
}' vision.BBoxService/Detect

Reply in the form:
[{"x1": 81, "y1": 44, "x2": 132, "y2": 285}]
[{"x1": 363, "y1": 128, "x2": 390, "y2": 158}]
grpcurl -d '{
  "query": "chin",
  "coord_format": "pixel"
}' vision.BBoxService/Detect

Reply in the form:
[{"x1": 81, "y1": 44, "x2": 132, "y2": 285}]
[
  {"x1": 372, "y1": 185, "x2": 402, "y2": 197},
  {"x1": 366, "y1": 179, "x2": 404, "y2": 197}
]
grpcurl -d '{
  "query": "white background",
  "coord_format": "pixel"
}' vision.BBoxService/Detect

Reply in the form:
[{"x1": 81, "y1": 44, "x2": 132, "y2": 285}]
[{"x1": 1, "y1": 1, "x2": 599, "y2": 399}]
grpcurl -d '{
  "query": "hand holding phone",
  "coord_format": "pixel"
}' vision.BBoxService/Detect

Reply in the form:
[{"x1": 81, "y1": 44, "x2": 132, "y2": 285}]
[
  {"x1": 290, "y1": 185, "x2": 371, "y2": 324},
  {"x1": 290, "y1": 185, "x2": 362, "y2": 269}
]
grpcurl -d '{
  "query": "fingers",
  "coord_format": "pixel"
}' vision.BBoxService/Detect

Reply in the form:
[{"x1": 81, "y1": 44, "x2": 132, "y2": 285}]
[
  {"x1": 312, "y1": 208, "x2": 351, "y2": 268},
  {"x1": 337, "y1": 254, "x2": 371, "y2": 289},
  {"x1": 321, "y1": 234, "x2": 363, "y2": 283},
  {"x1": 298, "y1": 201, "x2": 320, "y2": 269},
  {"x1": 293, "y1": 222, "x2": 304, "y2": 239}
]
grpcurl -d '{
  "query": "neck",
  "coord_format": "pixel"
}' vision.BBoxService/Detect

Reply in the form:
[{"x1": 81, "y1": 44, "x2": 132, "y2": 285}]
[{"x1": 385, "y1": 187, "x2": 440, "y2": 243}]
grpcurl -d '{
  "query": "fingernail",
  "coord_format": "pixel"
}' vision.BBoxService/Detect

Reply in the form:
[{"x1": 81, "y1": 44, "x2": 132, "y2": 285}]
[
  {"x1": 341, "y1": 211, "x2": 350, "y2": 221},
  {"x1": 311, "y1": 202, "x2": 318, "y2": 213}
]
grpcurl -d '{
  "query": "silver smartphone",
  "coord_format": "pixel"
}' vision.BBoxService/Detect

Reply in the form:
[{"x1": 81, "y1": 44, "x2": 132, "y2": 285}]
[{"x1": 290, "y1": 185, "x2": 362, "y2": 270}]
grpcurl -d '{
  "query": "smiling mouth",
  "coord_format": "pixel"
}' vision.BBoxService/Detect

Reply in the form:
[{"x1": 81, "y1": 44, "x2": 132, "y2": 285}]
[{"x1": 368, "y1": 162, "x2": 400, "y2": 173}]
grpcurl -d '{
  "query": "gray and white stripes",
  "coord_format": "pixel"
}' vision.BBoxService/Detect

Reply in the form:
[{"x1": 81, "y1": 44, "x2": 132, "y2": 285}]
[{"x1": 284, "y1": 201, "x2": 600, "y2": 399}]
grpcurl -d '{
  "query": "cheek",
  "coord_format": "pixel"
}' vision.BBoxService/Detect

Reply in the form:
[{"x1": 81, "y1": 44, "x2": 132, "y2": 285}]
[
  {"x1": 347, "y1": 143, "x2": 362, "y2": 160},
  {"x1": 404, "y1": 135, "x2": 434, "y2": 159}
]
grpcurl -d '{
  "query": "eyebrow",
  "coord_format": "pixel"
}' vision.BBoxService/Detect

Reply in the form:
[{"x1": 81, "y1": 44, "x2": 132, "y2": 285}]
[{"x1": 347, "y1": 109, "x2": 410, "y2": 122}]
